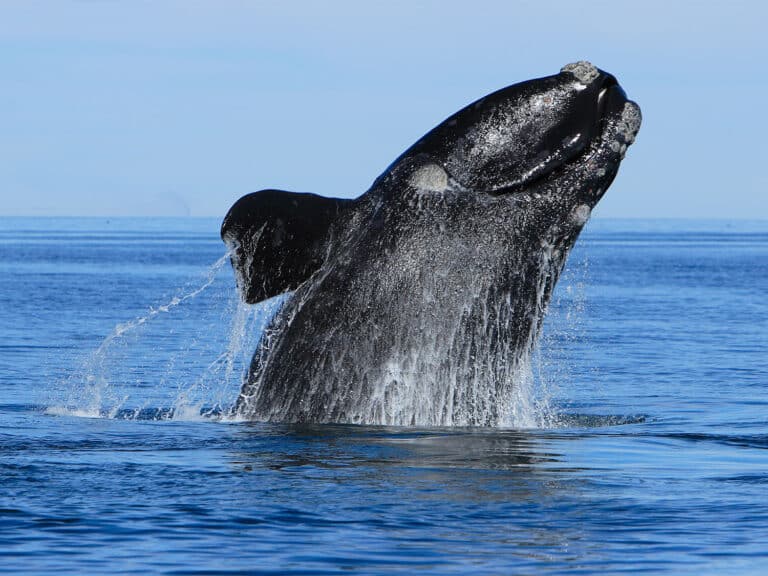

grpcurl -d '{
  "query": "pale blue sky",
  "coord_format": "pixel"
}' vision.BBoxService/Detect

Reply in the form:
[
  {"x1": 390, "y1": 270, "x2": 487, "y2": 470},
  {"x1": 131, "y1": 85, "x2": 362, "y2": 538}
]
[{"x1": 1, "y1": 1, "x2": 765, "y2": 218}]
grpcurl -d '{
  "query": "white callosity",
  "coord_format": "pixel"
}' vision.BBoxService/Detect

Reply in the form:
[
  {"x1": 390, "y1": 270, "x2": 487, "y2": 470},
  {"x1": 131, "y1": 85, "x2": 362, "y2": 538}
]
[
  {"x1": 609, "y1": 103, "x2": 642, "y2": 159},
  {"x1": 570, "y1": 204, "x2": 592, "y2": 226},
  {"x1": 618, "y1": 102, "x2": 642, "y2": 145},
  {"x1": 409, "y1": 163, "x2": 449, "y2": 192},
  {"x1": 560, "y1": 61, "x2": 600, "y2": 85}
]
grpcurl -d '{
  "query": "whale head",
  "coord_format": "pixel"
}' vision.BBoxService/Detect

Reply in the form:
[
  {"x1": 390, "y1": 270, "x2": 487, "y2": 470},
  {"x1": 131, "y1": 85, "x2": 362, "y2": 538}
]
[
  {"x1": 222, "y1": 61, "x2": 641, "y2": 306},
  {"x1": 383, "y1": 61, "x2": 640, "y2": 210}
]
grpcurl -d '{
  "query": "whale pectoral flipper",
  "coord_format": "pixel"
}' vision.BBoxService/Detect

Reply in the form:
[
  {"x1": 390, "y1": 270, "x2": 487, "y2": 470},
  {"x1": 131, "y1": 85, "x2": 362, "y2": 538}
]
[{"x1": 221, "y1": 189, "x2": 352, "y2": 303}]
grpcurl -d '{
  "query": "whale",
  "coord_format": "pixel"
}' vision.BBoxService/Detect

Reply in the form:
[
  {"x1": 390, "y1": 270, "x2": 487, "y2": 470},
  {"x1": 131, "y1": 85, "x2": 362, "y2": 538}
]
[{"x1": 221, "y1": 61, "x2": 641, "y2": 426}]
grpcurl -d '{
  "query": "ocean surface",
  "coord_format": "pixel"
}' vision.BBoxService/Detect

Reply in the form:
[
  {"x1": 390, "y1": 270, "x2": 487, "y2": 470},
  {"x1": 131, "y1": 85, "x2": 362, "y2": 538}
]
[{"x1": 1, "y1": 217, "x2": 767, "y2": 574}]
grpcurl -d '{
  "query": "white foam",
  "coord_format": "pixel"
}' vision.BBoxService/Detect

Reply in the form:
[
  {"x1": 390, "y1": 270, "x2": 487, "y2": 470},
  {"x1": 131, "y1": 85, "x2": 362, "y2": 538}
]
[{"x1": 44, "y1": 405, "x2": 102, "y2": 419}]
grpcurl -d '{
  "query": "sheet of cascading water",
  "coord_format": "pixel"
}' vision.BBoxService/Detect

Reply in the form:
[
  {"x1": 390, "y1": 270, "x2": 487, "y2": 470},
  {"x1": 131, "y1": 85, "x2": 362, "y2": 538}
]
[
  {"x1": 46, "y1": 248, "x2": 588, "y2": 428},
  {"x1": 46, "y1": 253, "x2": 287, "y2": 421}
]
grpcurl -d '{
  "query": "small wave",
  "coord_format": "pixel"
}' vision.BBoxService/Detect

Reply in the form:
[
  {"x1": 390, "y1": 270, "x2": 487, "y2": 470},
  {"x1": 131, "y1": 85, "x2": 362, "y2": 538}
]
[
  {"x1": 44, "y1": 404, "x2": 230, "y2": 422},
  {"x1": 661, "y1": 432, "x2": 768, "y2": 450},
  {"x1": 552, "y1": 413, "x2": 648, "y2": 428},
  {"x1": 44, "y1": 405, "x2": 104, "y2": 419},
  {"x1": 43, "y1": 403, "x2": 650, "y2": 431},
  {"x1": 713, "y1": 474, "x2": 768, "y2": 485}
]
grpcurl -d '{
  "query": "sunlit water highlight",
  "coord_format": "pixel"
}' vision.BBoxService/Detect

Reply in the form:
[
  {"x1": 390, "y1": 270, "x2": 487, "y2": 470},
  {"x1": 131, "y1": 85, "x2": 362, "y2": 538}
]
[{"x1": 1, "y1": 217, "x2": 767, "y2": 574}]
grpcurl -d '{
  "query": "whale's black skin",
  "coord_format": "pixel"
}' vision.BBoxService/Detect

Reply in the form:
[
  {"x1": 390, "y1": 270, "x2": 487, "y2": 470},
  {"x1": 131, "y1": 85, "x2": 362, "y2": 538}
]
[{"x1": 222, "y1": 62, "x2": 641, "y2": 426}]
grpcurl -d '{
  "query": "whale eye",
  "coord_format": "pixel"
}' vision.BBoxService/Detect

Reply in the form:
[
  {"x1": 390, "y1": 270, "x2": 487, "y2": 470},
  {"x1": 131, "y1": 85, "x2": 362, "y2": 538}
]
[{"x1": 409, "y1": 163, "x2": 448, "y2": 193}]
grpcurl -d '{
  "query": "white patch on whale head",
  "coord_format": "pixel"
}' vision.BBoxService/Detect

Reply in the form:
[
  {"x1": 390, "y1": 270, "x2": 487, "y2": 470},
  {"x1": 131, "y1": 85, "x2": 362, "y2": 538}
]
[
  {"x1": 617, "y1": 102, "x2": 642, "y2": 144},
  {"x1": 409, "y1": 163, "x2": 448, "y2": 192},
  {"x1": 570, "y1": 204, "x2": 592, "y2": 226},
  {"x1": 560, "y1": 61, "x2": 599, "y2": 85}
]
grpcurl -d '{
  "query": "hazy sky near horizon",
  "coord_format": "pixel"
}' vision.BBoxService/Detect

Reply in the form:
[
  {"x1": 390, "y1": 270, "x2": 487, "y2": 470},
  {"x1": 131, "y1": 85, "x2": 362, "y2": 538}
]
[{"x1": 1, "y1": 1, "x2": 766, "y2": 218}]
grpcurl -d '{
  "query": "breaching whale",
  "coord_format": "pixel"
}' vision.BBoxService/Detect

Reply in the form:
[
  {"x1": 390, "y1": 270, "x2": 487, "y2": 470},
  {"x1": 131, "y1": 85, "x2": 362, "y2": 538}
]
[{"x1": 222, "y1": 61, "x2": 641, "y2": 426}]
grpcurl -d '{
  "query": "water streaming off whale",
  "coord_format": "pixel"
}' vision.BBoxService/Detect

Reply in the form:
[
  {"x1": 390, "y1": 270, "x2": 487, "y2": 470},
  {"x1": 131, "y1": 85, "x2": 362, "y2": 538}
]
[
  {"x1": 48, "y1": 248, "x2": 592, "y2": 427},
  {"x1": 47, "y1": 253, "x2": 286, "y2": 421}
]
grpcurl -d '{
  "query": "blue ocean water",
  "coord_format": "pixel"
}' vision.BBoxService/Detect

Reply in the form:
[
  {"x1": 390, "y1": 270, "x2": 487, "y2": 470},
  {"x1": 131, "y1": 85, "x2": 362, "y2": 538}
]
[{"x1": 1, "y1": 217, "x2": 767, "y2": 574}]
